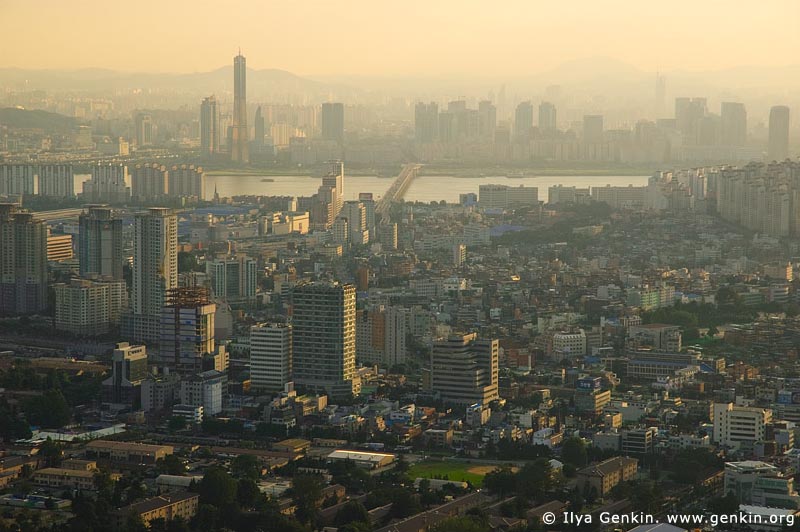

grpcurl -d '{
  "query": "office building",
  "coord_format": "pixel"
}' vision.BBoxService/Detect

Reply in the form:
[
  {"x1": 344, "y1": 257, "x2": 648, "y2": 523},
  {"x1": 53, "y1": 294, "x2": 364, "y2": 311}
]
[
  {"x1": 713, "y1": 402, "x2": 772, "y2": 449},
  {"x1": 768, "y1": 105, "x2": 790, "y2": 161},
  {"x1": 54, "y1": 278, "x2": 128, "y2": 336},
  {"x1": 102, "y1": 342, "x2": 148, "y2": 407},
  {"x1": 513, "y1": 101, "x2": 533, "y2": 140},
  {"x1": 135, "y1": 113, "x2": 154, "y2": 147},
  {"x1": 478, "y1": 184, "x2": 538, "y2": 210},
  {"x1": 291, "y1": 282, "x2": 360, "y2": 398},
  {"x1": 253, "y1": 105, "x2": 265, "y2": 152},
  {"x1": 127, "y1": 208, "x2": 178, "y2": 343},
  {"x1": 131, "y1": 163, "x2": 169, "y2": 202},
  {"x1": 377, "y1": 223, "x2": 398, "y2": 250},
  {"x1": 168, "y1": 164, "x2": 204, "y2": 200},
  {"x1": 414, "y1": 102, "x2": 439, "y2": 143},
  {"x1": 82, "y1": 164, "x2": 130, "y2": 204},
  {"x1": 339, "y1": 200, "x2": 369, "y2": 245},
  {"x1": 430, "y1": 333, "x2": 499, "y2": 406},
  {"x1": 538, "y1": 102, "x2": 557, "y2": 132},
  {"x1": 179, "y1": 370, "x2": 224, "y2": 417},
  {"x1": 205, "y1": 254, "x2": 258, "y2": 301},
  {"x1": 230, "y1": 52, "x2": 249, "y2": 163},
  {"x1": 725, "y1": 461, "x2": 800, "y2": 510},
  {"x1": 79, "y1": 205, "x2": 124, "y2": 280},
  {"x1": 46, "y1": 231, "x2": 73, "y2": 262},
  {"x1": 321, "y1": 102, "x2": 345, "y2": 142},
  {"x1": 158, "y1": 287, "x2": 216, "y2": 375},
  {"x1": 0, "y1": 204, "x2": 48, "y2": 315},
  {"x1": 250, "y1": 322, "x2": 292, "y2": 393},
  {"x1": 720, "y1": 102, "x2": 747, "y2": 147},
  {"x1": 583, "y1": 115, "x2": 604, "y2": 143},
  {"x1": 200, "y1": 95, "x2": 219, "y2": 156}
]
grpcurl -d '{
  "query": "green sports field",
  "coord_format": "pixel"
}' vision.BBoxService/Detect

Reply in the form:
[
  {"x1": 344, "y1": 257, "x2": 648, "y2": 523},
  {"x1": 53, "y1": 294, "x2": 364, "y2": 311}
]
[{"x1": 407, "y1": 461, "x2": 500, "y2": 487}]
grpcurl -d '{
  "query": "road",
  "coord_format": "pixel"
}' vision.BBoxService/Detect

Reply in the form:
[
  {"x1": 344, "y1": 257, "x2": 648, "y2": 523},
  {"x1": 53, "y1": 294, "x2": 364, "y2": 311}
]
[{"x1": 375, "y1": 163, "x2": 422, "y2": 216}]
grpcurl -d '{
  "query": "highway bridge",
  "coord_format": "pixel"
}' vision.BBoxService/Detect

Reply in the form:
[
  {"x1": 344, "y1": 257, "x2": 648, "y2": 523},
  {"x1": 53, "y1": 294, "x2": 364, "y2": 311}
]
[{"x1": 375, "y1": 163, "x2": 422, "y2": 216}]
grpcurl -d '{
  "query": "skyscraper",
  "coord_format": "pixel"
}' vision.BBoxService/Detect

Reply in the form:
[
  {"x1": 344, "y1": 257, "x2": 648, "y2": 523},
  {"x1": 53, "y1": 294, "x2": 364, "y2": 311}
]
[
  {"x1": 158, "y1": 287, "x2": 216, "y2": 375},
  {"x1": 135, "y1": 113, "x2": 154, "y2": 147},
  {"x1": 414, "y1": 102, "x2": 439, "y2": 143},
  {"x1": 769, "y1": 105, "x2": 791, "y2": 161},
  {"x1": 538, "y1": 102, "x2": 557, "y2": 132},
  {"x1": 0, "y1": 204, "x2": 48, "y2": 316},
  {"x1": 131, "y1": 163, "x2": 169, "y2": 203},
  {"x1": 583, "y1": 115, "x2": 604, "y2": 143},
  {"x1": 126, "y1": 208, "x2": 178, "y2": 343},
  {"x1": 250, "y1": 322, "x2": 292, "y2": 393},
  {"x1": 478, "y1": 100, "x2": 497, "y2": 140},
  {"x1": 321, "y1": 102, "x2": 345, "y2": 142},
  {"x1": 513, "y1": 101, "x2": 533, "y2": 140},
  {"x1": 253, "y1": 105, "x2": 265, "y2": 152},
  {"x1": 38, "y1": 164, "x2": 74, "y2": 198},
  {"x1": 168, "y1": 164, "x2": 205, "y2": 201},
  {"x1": 230, "y1": 52, "x2": 249, "y2": 163},
  {"x1": 321, "y1": 160, "x2": 344, "y2": 219},
  {"x1": 291, "y1": 282, "x2": 359, "y2": 398},
  {"x1": 721, "y1": 102, "x2": 747, "y2": 147},
  {"x1": 200, "y1": 95, "x2": 219, "y2": 156},
  {"x1": 79, "y1": 205, "x2": 124, "y2": 280}
]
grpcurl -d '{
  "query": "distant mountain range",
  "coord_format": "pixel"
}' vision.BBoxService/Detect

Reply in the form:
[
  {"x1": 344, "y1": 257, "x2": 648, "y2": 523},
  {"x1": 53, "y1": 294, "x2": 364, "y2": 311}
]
[{"x1": 0, "y1": 66, "x2": 362, "y2": 101}]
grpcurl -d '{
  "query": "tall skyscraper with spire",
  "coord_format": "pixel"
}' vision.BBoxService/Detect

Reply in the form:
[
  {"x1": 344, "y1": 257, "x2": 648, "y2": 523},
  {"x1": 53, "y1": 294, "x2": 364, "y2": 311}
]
[{"x1": 230, "y1": 51, "x2": 249, "y2": 163}]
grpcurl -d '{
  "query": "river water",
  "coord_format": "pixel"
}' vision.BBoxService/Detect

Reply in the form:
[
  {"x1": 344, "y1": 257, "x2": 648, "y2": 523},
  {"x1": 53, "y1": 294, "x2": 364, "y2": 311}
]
[{"x1": 75, "y1": 173, "x2": 650, "y2": 203}]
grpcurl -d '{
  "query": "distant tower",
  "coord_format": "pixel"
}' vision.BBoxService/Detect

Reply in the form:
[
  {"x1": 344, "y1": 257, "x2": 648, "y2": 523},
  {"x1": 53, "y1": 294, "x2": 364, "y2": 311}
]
[
  {"x1": 768, "y1": 106, "x2": 791, "y2": 161},
  {"x1": 321, "y1": 102, "x2": 345, "y2": 142},
  {"x1": 538, "y1": 102, "x2": 557, "y2": 132},
  {"x1": 230, "y1": 52, "x2": 249, "y2": 163},
  {"x1": 135, "y1": 113, "x2": 153, "y2": 147},
  {"x1": 253, "y1": 105, "x2": 265, "y2": 152},
  {"x1": 654, "y1": 73, "x2": 666, "y2": 119},
  {"x1": 513, "y1": 101, "x2": 533, "y2": 140},
  {"x1": 200, "y1": 95, "x2": 219, "y2": 156}
]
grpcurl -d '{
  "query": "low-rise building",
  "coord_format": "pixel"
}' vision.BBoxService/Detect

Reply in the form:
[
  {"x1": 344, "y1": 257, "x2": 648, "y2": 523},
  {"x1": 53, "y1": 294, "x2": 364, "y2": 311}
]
[{"x1": 576, "y1": 456, "x2": 638, "y2": 498}]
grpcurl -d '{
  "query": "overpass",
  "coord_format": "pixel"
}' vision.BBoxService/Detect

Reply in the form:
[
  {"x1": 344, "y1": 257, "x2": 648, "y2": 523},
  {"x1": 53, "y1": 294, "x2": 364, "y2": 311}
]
[{"x1": 375, "y1": 163, "x2": 422, "y2": 216}]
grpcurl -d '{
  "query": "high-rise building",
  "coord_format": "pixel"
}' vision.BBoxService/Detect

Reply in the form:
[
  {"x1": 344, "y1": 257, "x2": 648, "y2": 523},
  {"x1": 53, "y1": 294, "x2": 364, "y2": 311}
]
[
  {"x1": 168, "y1": 164, "x2": 204, "y2": 200},
  {"x1": 713, "y1": 402, "x2": 772, "y2": 449},
  {"x1": 0, "y1": 164, "x2": 36, "y2": 196},
  {"x1": 414, "y1": 102, "x2": 439, "y2": 143},
  {"x1": 0, "y1": 204, "x2": 48, "y2": 315},
  {"x1": 478, "y1": 184, "x2": 538, "y2": 209},
  {"x1": 769, "y1": 105, "x2": 791, "y2": 161},
  {"x1": 54, "y1": 278, "x2": 127, "y2": 336},
  {"x1": 321, "y1": 160, "x2": 344, "y2": 218},
  {"x1": 583, "y1": 115, "x2": 604, "y2": 143},
  {"x1": 200, "y1": 96, "x2": 219, "y2": 156},
  {"x1": 478, "y1": 100, "x2": 497, "y2": 140},
  {"x1": 179, "y1": 370, "x2": 224, "y2": 416},
  {"x1": 230, "y1": 52, "x2": 249, "y2": 163},
  {"x1": 102, "y1": 342, "x2": 149, "y2": 407},
  {"x1": 127, "y1": 208, "x2": 178, "y2": 343},
  {"x1": 720, "y1": 102, "x2": 747, "y2": 147},
  {"x1": 338, "y1": 200, "x2": 369, "y2": 245},
  {"x1": 205, "y1": 254, "x2": 258, "y2": 301},
  {"x1": 250, "y1": 322, "x2": 292, "y2": 393},
  {"x1": 291, "y1": 282, "x2": 360, "y2": 398},
  {"x1": 253, "y1": 106, "x2": 265, "y2": 152},
  {"x1": 513, "y1": 101, "x2": 533, "y2": 140},
  {"x1": 321, "y1": 102, "x2": 345, "y2": 142},
  {"x1": 675, "y1": 97, "x2": 707, "y2": 143},
  {"x1": 377, "y1": 223, "x2": 398, "y2": 250},
  {"x1": 538, "y1": 102, "x2": 557, "y2": 132},
  {"x1": 79, "y1": 205, "x2": 124, "y2": 280},
  {"x1": 135, "y1": 113, "x2": 154, "y2": 147},
  {"x1": 131, "y1": 163, "x2": 169, "y2": 203},
  {"x1": 429, "y1": 333, "x2": 499, "y2": 405},
  {"x1": 356, "y1": 305, "x2": 407, "y2": 368},
  {"x1": 38, "y1": 164, "x2": 74, "y2": 198},
  {"x1": 158, "y1": 287, "x2": 216, "y2": 375},
  {"x1": 82, "y1": 164, "x2": 130, "y2": 204}
]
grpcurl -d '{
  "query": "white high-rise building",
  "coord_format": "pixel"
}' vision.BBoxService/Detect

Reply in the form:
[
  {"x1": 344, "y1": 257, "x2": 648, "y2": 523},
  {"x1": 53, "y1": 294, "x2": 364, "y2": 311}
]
[
  {"x1": 250, "y1": 322, "x2": 292, "y2": 393},
  {"x1": 713, "y1": 402, "x2": 772, "y2": 449},
  {"x1": 126, "y1": 208, "x2": 178, "y2": 343}
]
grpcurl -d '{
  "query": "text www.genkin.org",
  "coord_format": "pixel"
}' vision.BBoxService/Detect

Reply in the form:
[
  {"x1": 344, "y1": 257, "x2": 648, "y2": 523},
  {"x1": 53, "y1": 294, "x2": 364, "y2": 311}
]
[{"x1": 547, "y1": 510, "x2": 796, "y2": 528}]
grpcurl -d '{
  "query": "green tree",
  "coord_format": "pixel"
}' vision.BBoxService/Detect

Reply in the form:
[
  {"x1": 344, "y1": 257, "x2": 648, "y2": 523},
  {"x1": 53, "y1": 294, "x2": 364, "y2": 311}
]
[
  {"x1": 292, "y1": 473, "x2": 324, "y2": 525},
  {"x1": 157, "y1": 455, "x2": 186, "y2": 475},
  {"x1": 561, "y1": 437, "x2": 588, "y2": 468},
  {"x1": 231, "y1": 454, "x2": 261, "y2": 480},
  {"x1": 24, "y1": 389, "x2": 71, "y2": 428},
  {"x1": 199, "y1": 467, "x2": 238, "y2": 507},
  {"x1": 334, "y1": 500, "x2": 370, "y2": 527}
]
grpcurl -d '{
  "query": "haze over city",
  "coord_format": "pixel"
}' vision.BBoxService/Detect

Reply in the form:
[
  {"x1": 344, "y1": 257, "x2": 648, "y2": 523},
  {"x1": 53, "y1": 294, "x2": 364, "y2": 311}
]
[{"x1": 2, "y1": 3, "x2": 800, "y2": 532}]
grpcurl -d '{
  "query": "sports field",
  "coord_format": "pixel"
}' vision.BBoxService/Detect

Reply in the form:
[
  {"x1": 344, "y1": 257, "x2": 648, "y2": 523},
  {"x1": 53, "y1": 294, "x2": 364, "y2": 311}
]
[{"x1": 407, "y1": 461, "x2": 503, "y2": 487}]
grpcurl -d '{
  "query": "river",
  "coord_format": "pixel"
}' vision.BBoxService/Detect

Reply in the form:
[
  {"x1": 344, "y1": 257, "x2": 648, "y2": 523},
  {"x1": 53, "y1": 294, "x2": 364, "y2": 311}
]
[{"x1": 75, "y1": 173, "x2": 650, "y2": 203}]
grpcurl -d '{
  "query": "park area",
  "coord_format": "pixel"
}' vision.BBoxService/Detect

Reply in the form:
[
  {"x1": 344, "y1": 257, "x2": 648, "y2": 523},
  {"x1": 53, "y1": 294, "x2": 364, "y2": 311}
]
[{"x1": 407, "y1": 461, "x2": 508, "y2": 487}]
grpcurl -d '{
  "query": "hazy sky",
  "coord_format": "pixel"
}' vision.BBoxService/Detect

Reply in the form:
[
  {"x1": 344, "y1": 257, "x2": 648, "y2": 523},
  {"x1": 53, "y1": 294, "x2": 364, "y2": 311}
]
[{"x1": 2, "y1": 0, "x2": 799, "y2": 76}]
